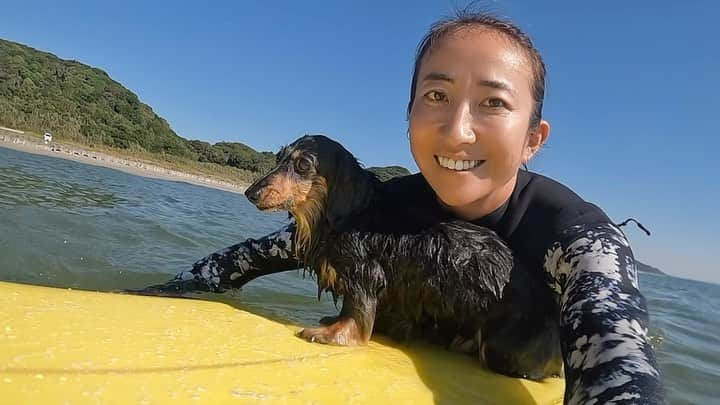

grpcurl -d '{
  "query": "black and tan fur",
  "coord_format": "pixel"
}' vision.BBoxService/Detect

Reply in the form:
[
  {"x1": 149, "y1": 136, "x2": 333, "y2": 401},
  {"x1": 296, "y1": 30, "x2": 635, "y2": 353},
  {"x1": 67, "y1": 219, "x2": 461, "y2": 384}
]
[{"x1": 245, "y1": 135, "x2": 562, "y2": 379}]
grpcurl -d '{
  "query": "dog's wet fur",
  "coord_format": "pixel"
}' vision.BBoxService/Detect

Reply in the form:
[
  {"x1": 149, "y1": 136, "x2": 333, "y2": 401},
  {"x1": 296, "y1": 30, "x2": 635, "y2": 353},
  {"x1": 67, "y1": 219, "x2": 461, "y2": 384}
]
[{"x1": 245, "y1": 135, "x2": 562, "y2": 379}]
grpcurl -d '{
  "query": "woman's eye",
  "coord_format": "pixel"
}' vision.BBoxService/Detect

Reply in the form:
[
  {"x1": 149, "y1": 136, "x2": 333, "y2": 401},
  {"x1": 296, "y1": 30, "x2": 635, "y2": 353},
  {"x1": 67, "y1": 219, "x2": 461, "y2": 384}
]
[
  {"x1": 424, "y1": 90, "x2": 448, "y2": 103},
  {"x1": 484, "y1": 98, "x2": 507, "y2": 108},
  {"x1": 295, "y1": 157, "x2": 312, "y2": 174}
]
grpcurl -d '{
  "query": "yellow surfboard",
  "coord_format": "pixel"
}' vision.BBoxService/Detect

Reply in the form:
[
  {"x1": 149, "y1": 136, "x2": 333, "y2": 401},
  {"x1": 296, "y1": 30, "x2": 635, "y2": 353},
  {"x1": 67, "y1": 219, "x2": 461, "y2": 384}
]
[{"x1": 0, "y1": 281, "x2": 564, "y2": 404}]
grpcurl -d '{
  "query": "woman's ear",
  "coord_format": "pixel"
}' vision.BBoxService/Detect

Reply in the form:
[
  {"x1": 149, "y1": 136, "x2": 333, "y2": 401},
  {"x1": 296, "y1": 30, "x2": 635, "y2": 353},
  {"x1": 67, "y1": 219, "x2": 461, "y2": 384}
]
[{"x1": 523, "y1": 119, "x2": 550, "y2": 163}]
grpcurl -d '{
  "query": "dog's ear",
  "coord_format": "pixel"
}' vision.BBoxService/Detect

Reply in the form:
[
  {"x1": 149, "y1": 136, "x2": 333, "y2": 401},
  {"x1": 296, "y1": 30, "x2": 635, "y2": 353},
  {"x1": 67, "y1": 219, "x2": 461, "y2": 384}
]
[{"x1": 325, "y1": 150, "x2": 374, "y2": 228}]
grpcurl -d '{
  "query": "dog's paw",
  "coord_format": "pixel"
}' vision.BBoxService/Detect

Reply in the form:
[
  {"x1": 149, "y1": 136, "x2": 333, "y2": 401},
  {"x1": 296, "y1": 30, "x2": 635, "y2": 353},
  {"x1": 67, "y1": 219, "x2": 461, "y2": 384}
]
[
  {"x1": 298, "y1": 326, "x2": 350, "y2": 345},
  {"x1": 297, "y1": 317, "x2": 365, "y2": 346}
]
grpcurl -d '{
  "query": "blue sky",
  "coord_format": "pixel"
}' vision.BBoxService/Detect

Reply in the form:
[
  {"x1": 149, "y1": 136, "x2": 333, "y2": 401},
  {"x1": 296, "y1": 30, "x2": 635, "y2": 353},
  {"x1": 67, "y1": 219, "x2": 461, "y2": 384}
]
[{"x1": 2, "y1": 1, "x2": 718, "y2": 283}]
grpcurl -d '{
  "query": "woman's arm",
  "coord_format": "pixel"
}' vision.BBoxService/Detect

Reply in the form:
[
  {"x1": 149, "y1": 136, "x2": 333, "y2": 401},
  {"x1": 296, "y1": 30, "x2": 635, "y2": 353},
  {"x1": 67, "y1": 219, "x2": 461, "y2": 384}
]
[
  {"x1": 136, "y1": 222, "x2": 301, "y2": 294},
  {"x1": 545, "y1": 223, "x2": 664, "y2": 404}
]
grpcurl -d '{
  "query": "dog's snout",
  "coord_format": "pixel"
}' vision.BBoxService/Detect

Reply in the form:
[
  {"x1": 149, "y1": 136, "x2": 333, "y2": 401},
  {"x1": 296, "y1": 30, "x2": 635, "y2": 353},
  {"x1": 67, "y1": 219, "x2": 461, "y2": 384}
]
[{"x1": 245, "y1": 186, "x2": 262, "y2": 203}]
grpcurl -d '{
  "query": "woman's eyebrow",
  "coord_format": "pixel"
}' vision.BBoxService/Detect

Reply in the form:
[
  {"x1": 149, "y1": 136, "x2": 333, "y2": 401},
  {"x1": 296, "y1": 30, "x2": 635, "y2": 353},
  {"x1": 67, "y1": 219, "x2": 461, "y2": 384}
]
[
  {"x1": 422, "y1": 72, "x2": 454, "y2": 83},
  {"x1": 478, "y1": 79, "x2": 516, "y2": 95},
  {"x1": 421, "y1": 73, "x2": 515, "y2": 95}
]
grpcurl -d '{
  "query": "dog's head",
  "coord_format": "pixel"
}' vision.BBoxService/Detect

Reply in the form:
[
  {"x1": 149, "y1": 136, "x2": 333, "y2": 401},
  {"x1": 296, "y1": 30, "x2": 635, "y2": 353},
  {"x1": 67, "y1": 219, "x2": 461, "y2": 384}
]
[{"x1": 245, "y1": 134, "x2": 374, "y2": 230}]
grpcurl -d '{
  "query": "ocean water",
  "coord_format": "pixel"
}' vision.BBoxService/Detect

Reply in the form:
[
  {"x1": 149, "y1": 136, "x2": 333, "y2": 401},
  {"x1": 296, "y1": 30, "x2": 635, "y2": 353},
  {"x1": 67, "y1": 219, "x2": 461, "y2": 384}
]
[{"x1": 1, "y1": 146, "x2": 718, "y2": 403}]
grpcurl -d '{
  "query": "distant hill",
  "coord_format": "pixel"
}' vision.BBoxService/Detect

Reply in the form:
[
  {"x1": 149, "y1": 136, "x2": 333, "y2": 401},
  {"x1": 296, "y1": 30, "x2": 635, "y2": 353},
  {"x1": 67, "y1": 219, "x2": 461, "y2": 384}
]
[
  {"x1": 367, "y1": 165, "x2": 411, "y2": 181},
  {"x1": 636, "y1": 260, "x2": 665, "y2": 275},
  {"x1": 186, "y1": 139, "x2": 276, "y2": 174},
  {"x1": 0, "y1": 38, "x2": 408, "y2": 179}
]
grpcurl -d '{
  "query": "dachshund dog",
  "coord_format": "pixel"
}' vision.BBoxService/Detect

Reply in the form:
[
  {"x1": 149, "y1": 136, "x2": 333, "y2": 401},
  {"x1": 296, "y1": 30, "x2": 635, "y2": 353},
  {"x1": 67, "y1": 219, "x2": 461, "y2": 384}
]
[{"x1": 245, "y1": 135, "x2": 563, "y2": 380}]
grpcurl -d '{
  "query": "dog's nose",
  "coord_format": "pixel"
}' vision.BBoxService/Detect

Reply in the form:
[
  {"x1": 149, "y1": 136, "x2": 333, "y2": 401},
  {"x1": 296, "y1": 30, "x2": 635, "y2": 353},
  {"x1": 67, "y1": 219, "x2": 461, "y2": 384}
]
[{"x1": 245, "y1": 187, "x2": 261, "y2": 203}]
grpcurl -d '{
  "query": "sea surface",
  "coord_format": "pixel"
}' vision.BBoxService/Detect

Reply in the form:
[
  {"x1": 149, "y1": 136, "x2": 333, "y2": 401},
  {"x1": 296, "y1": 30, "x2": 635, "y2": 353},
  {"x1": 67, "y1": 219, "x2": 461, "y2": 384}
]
[{"x1": 1, "y1": 146, "x2": 718, "y2": 403}]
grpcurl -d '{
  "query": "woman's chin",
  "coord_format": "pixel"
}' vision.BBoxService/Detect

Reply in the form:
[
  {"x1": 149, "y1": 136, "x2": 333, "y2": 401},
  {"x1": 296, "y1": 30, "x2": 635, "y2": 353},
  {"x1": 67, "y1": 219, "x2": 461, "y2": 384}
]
[{"x1": 434, "y1": 184, "x2": 490, "y2": 209}]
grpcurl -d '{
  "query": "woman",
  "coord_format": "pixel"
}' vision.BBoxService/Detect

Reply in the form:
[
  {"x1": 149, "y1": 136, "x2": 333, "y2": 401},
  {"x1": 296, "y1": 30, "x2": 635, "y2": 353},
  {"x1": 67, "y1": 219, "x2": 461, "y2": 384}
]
[{"x1": 147, "y1": 11, "x2": 664, "y2": 404}]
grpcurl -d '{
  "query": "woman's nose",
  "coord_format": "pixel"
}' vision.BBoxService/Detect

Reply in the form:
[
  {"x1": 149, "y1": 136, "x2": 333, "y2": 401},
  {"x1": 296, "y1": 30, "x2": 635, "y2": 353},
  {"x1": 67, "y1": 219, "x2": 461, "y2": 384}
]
[{"x1": 441, "y1": 101, "x2": 476, "y2": 145}]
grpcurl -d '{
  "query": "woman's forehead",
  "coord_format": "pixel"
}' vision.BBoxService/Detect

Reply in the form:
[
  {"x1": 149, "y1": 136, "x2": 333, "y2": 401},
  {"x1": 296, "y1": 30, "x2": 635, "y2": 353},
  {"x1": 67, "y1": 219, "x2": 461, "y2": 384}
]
[{"x1": 420, "y1": 29, "x2": 531, "y2": 83}]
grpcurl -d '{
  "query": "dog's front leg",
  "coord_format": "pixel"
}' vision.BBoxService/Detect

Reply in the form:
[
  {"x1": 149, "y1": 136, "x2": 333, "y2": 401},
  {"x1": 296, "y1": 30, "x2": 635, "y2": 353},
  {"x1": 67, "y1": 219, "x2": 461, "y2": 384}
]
[
  {"x1": 298, "y1": 293, "x2": 377, "y2": 346},
  {"x1": 298, "y1": 260, "x2": 385, "y2": 346}
]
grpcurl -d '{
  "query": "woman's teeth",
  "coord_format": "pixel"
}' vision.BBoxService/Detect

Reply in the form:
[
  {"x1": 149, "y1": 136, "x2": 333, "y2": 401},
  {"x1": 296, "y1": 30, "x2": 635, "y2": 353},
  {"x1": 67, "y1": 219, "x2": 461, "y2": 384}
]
[{"x1": 436, "y1": 156, "x2": 483, "y2": 171}]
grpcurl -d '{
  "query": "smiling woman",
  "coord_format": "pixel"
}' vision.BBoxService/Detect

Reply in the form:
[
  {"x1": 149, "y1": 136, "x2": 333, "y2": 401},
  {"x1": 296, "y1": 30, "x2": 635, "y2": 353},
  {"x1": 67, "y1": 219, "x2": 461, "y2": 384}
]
[{"x1": 408, "y1": 24, "x2": 549, "y2": 219}]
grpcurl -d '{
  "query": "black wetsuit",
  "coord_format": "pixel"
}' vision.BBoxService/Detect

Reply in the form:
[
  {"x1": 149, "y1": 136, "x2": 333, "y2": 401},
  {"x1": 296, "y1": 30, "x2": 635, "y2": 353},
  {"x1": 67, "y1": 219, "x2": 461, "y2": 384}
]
[{"x1": 156, "y1": 170, "x2": 665, "y2": 404}]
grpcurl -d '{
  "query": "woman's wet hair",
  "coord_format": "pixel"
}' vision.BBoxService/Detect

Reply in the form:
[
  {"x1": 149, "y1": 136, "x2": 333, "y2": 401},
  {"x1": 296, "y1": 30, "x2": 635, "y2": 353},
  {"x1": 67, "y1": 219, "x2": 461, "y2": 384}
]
[{"x1": 407, "y1": 9, "x2": 547, "y2": 129}]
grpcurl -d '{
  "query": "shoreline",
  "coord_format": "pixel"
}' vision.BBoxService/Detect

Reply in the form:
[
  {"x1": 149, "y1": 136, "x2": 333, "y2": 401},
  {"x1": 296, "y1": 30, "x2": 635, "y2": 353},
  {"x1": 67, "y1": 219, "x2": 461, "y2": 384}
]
[{"x1": 0, "y1": 131, "x2": 249, "y2": 194}]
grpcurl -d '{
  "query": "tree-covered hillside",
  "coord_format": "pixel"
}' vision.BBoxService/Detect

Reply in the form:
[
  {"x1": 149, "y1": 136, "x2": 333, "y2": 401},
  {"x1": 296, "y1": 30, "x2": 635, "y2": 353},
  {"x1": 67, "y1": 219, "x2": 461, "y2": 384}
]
[
  {"x1": 0, "y1": 38, "x2": 192, "y2": 156},
  {"x1": 0, "y1": 38, "x2": 409, "y2": 180}
]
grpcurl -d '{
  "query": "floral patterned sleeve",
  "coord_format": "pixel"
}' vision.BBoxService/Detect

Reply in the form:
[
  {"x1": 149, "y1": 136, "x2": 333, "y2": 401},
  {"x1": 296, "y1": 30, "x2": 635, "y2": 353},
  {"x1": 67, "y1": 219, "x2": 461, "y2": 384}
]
[
  {"x1": 137, "y1": 222, "x2": 300, "y2": 294},
  {"x1": 544, "y1": 222, "x2": 664, "y2": 404}
]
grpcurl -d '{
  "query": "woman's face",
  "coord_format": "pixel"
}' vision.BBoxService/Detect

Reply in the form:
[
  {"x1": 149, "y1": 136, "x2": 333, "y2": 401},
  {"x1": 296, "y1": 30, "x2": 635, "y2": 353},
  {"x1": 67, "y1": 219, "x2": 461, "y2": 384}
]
[{"x1": 409, "y1": 28, "x2": 549, "y2": 219}]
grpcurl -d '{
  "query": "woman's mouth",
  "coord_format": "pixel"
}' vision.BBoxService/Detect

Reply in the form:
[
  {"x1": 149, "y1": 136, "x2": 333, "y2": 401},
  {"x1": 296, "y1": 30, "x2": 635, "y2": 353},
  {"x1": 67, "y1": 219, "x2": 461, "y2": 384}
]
[{"x1": 435, "y1": 155, "x2": 485, "y2": 171}]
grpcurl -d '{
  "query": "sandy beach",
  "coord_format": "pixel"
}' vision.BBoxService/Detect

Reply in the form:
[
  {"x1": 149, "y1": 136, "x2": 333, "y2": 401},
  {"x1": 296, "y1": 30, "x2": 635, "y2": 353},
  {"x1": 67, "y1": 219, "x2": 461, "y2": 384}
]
[{"x1": 0, "y1": 128, "x2": 248, "y2": 194}]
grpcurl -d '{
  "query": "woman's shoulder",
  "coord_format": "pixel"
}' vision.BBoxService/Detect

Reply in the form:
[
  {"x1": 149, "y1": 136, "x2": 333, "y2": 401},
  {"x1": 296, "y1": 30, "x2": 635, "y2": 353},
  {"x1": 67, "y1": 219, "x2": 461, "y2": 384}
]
[
  {"x1": 503, "y1": 171, "x2": 615, "y2": 262},
  {"x1": 515, "y1": 170, "x2": 612, "y2": 233}
]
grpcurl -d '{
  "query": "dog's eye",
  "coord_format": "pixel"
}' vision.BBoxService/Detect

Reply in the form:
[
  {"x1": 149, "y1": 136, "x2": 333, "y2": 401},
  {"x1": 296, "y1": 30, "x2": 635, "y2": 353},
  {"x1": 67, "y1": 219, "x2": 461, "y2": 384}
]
[{"x1": 295, "y1": 157, "x2": 313, "y2": 174}]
